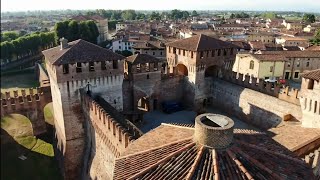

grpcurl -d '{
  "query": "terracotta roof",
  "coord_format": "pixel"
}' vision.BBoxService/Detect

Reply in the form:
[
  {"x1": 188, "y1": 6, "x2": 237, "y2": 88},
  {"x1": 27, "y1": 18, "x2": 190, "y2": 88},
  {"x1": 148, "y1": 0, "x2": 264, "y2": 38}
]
[
  {"x1": 133, "y1": 41, "x2": 165, "y2": 49},
  {"x1": 261, "y1": 50, "x2": 320, "y2": 58},
  {"x1": 306, "y1": 45, "x2": 320, "y2": 51},
  {"x1": 166, "y1": 34, "x2": 237, "y2": 51},
  {"x1": 42, "y1": 39, "x2": 124, "y2": 65},
  {"x1": 249, "y1": 41, "x2": 266, "y2": 50},
  {"x1": 114, "y1": 125, "x2": 314, "y2": 180},
  {"x1": 231, "y1": 41, "x2": 251, "y2": 50},
  {"x1": 126, "y1": 54, "x2": 164, "y2": 65},
  {"x1": 301, "y1": 69, "x2": 320, "y2": 81}
]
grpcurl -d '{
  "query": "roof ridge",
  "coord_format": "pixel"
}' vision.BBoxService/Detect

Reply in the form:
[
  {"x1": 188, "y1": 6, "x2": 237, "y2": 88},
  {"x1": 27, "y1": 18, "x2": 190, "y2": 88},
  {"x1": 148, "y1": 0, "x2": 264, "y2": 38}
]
[
  {"x1": 235, "y1": 140, "x2": 306, "y2": 165},
  {"x1": 185, "y1": 146, "x2": 204, "y2": 179},
  {"x1": 161, "y1": 123, "x2": 195, "y2": 129},
  {"x1": 117, "y1": 137, "x2": 193, "y2": 160},
  {"x1": 127, "y1": 141, "x2": 196, "y2": 180},
  {"x1": 196, "y1": 34, "x2": 203, "y2": 51}
]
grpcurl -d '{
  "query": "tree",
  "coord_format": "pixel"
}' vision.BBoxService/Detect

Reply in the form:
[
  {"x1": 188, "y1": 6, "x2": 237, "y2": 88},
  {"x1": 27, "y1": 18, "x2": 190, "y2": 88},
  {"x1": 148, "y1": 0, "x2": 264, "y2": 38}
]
[
  {"x1": 115, "y1": 50, "x2": 132, "y2": 57},
  {"x1": 303, "y1": 14, "x2": 316, "y2": 23},
  {"x1": 182, "y1": 11, "x2": 190, "y2": 19},
  {"x1": 67, "y1": 20, "x2": 80, "y2": 41},
  {"x1": 136, "y1": 13, "x2": 146, "y2": 20},
  {"x1": 191, "y1": 10, "x2": 198, "y2": 17},
  {"x1": 235, "y1": 12, "x2": 250, "y2": 18},
  {"x1": 1, "y1": 31, "x2": 19, "y2": 42},
  {"x1": 310, "y1": 29, "x2": 320, "y2": 45},
  {"x1": 121, "y1": 10, "x2": 137, "y2": 20},
  {"x1": 86, "y1": 20, "x2": 99, "y2": 44},
  {"x1": 230, "y1": 13, "x2": 235, "y2": 19},
  {"x1": 150, "y1": 12, "x2": 161, "y2": 20},
  {"x1": 54, "y1": 20, "x2": 70, "y2": 43}
]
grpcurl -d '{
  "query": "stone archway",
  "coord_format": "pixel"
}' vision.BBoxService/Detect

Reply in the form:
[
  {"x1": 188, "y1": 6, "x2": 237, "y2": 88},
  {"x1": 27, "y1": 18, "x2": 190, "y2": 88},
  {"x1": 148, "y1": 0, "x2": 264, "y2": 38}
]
[
  {"x1": 176, "y1": 64, "x2": 188, "y2": 76},
  {"x1": 137, "y1": 97, "x2": 149, "y2": 111},
  {"x1": 205, "y1": 65, "x2": 220, "y2": 77}
]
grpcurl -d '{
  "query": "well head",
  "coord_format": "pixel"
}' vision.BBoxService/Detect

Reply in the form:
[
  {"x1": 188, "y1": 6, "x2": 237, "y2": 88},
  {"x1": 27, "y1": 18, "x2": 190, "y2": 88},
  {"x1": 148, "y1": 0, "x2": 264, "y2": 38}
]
[{"x1": 194, "y1": 113, "x2": 234, "y2": 149}]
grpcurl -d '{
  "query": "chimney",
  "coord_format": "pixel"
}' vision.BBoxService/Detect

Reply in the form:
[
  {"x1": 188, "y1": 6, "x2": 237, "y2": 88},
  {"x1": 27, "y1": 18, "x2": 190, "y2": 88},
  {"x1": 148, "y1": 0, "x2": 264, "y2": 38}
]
[
  {"x1": 60, "y1": 37, "x2": 68, "y2": 50},
  {"x1": 194, "y1": 113, "x2": 234, "y2": 149}
]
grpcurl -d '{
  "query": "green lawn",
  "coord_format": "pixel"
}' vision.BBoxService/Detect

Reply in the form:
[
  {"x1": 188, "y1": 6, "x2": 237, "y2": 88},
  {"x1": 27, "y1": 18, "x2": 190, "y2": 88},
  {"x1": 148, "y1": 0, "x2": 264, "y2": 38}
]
[
  {"x1": 1, "y1": 114, "x2": 61, "y2": 180},
  {"x1": 44, "y1": 103, "x2": 54, "y2": 126}
]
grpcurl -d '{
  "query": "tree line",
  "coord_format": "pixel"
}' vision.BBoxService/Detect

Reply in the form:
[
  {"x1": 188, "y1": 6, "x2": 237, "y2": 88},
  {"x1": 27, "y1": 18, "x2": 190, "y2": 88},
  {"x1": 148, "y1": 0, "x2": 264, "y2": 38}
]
[
  {"x1": 1, "y1": 32, "x2": 55, "y2": 63},
  {"x1": 54, "y1": 20, "x2": 99, "y2": 44},
  {"x1": 85, "y1": 9, "x2": 199, "y2": 21}
]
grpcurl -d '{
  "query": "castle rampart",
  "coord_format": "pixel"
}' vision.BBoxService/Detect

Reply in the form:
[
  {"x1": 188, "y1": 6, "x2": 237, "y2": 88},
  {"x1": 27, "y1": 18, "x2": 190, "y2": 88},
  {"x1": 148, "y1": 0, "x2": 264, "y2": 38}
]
[
  {"x1": 81, "y1": 90, "x2": 142, "y2": 179},
  {"x1": 0, "y1": 87, "x2": 51, "y2": 135}
]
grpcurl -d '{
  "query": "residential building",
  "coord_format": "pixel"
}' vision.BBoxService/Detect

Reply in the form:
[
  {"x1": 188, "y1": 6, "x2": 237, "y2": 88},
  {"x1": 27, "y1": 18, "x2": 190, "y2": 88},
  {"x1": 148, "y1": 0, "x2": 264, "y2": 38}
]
[
  {"x1": 132, "y1": 41, "x2": 166, "y2": 59},
  {"x1": 275, "y1": 36, "x2": 310, "y2": 49},
  {"x1": 246, "y1": 32, "x2": 277, "y2": 43},
  {"x1": 233, "y1": 54, "x2": 285, "y2": 80}
]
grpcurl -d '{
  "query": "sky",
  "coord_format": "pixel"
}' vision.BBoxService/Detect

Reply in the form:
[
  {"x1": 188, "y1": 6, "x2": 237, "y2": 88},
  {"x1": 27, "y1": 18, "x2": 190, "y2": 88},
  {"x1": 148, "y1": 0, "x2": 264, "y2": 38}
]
[{"x1": 1, "y1": 0, "x2": 320, "y2": 13}]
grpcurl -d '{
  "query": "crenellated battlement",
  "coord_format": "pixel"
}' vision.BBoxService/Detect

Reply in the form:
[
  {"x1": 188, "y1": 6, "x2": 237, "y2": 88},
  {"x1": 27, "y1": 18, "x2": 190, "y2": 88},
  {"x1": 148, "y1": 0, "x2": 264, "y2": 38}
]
[
  {"x1": 221, "y1": 70, "x2": 300, "y2": 105},
  {"x1": 0, "y1": 87, "x2": 47, "y2": 117},
  {"x1": 81, "y1": 90, "x2": 142, "y2": 157}
]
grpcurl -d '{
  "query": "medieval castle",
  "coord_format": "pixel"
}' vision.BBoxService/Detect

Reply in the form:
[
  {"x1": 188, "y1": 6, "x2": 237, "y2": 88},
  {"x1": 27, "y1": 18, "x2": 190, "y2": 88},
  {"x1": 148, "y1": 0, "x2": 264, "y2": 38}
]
[{"x1": 1, "y1": 34, "x2": 319, "y2": 179}]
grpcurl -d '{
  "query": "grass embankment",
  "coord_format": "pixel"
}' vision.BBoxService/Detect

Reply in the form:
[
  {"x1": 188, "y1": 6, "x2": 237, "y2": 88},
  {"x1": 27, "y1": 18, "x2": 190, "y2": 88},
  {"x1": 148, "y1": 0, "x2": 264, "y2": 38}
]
[
  {"x1": 1, "y1": 114, "x2": 61, "y2": 180},
  {"x1": 44, "y1": 102, "x2": 54, "y2": 126}
]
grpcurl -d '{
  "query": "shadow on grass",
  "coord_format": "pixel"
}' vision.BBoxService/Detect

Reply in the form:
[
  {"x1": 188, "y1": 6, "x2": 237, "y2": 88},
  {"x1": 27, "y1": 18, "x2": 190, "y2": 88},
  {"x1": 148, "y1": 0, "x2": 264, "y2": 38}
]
[{"x1": 1, "y1": 129, "x2": 62, "y2": 180}]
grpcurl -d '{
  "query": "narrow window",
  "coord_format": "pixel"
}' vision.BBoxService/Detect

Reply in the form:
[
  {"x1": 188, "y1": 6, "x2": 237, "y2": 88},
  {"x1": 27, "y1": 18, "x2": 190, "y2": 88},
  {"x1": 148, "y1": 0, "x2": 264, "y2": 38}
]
[
  {"x1": 160, "y1": 51, "x2": 163, "y2": 55},
  {"x1": 183, "y1": 50, "x2": 185, "y2": 56},
  {"x1": 270, "y1": 66, "x2": 273, "y2": 72},
  {"x1": 200, "y1": 51, "x2": 203, "y2": 58},
  {"x1": 218, "y1": 49, "x2": 221, "y2": 56},
  {"x1": 76, "y1": 62, "x2": 82, "y2": 73},
  {"x1": 206, "y1": 51, "x2": 209, "y2": 57},
  {"x1": 294, "y1": 72, "x2": 299, "y2": 78},
  {"x1": 101, "y1": 61, "x2": 106, "y2": 70},
  {"x1": 306, "y1": 62, "x2": 310, "y2": 67},
  {"x1": 147, "y1": 74, "x2": 150, "y2": 79},
  {"x1": 307, "y1": 80, "x2": 314, "y2": 89},
  {"x1": 173, "y1": 48, "x2": 176, "y2": 54},
  {"x1": 89, "y1": 62, "x2": 95, "y2": 71},
  {"x1": 63, "y1": 64, "x2": 69, "y2": 74},
  {"x1": 223, "y1": 49, "x2": 227, "y2": 56},
  {"x1": 153, "y1": 52, "x2": 155, "y2": 56},
  {"x1": 315, "y1": 101, "x2": 318, "y2": 113},
  {"x1": 113, "y1": 60, "x2": 118, "y2": 69},
  {"x1": 249, "y1": 60, "x2": 254, "y2": 69},
  {"x1": 296, "y1": 62, "x2": 300, "y2": 67},
  {"x1": 146, "y1": 63, "x2": 150, "y2": 72},
  {"x1": 191, "y1": 51, "x2": 194, "y2": 58},
  {"x1": 136, "y1": 64, "x2": 141, "y2": 72},
  {"x1": 287, "y1": 62, "x2": 291, "y2": 67}
]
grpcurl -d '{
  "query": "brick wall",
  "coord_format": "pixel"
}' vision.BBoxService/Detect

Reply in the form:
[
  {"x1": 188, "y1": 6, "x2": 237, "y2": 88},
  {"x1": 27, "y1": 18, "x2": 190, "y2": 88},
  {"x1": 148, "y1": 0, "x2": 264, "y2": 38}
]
[
  {"x1": 211, "y1": 79, "x2": 302, "y2": 130},
  {"x1": 81, "y1": 91, "x2": 142, "y2": 179}
]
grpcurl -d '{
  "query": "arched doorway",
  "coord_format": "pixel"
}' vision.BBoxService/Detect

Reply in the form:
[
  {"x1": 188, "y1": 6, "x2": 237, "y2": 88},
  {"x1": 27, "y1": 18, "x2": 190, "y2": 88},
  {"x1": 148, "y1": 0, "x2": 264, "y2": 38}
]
[
  {"x1": 205, "y1": 65, "x2": 220, "y2": 77},
  {"x1": 176, "y1": 64, "x2": 188, "y2": 76},
  {"x1": 137, "y1": 97, "x2": 149, "y2": 111}
]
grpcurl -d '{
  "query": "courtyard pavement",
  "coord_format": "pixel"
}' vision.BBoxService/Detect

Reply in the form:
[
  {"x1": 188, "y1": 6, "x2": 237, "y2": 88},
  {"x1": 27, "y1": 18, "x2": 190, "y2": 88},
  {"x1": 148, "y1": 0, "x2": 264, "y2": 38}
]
[{"x1": 139, "y1": 107, "x2": 258, "y2": 133}]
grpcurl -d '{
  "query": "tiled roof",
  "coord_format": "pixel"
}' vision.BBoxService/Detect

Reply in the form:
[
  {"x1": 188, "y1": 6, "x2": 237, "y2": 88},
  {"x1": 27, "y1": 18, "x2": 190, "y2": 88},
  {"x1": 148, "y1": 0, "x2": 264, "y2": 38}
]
[
  {"x1": 306, "y1": 45, "x2": 320, "y2": 51},
  {"x1": 126, "y1": 54, "x2": 164, "y2": 65},
  {"x1": 166, "y1": 34, "x2": 237, "y2": 51},
  {"x1": 114, "y1": 125, "x2": 314, "y2": 179},
  {"x1": 249, "y1": 41, "x2": 266, "y2": 50},
  {"x1": 301, "y1": 69, "x2": 320, "y2": 81},
  {"x1": 251, "y1": 54, "x2": 286, "y2": 61},
  {"x1": 261, "y1": 50, "x2": 320, "y2": 58},
  {"x1": 133, "y1": 41, "x2": 165, "y2": 49},
  {"x1": 42, "y1": 39, "x2": 124, "y2": 65}
]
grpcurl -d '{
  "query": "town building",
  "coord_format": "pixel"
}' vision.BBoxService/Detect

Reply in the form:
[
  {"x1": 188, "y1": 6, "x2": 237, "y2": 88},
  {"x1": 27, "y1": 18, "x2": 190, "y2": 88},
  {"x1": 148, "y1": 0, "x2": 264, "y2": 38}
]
[
  {"x1": 246, "y1": 31, "x2": 277, "y2": 43},
  {"x1": 132, "y1": 41, "x2": 166, "y2": 59},
  {"x1": 233, "y1": 54, "x2": 286, "y2": 80}
]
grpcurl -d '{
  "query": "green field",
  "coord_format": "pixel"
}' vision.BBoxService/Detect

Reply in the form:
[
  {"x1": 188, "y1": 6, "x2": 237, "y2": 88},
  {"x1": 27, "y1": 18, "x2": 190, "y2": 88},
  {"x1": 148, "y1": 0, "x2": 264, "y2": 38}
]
[{"x1": 1, "y1": 114, "x2": 61, "y2": 180}]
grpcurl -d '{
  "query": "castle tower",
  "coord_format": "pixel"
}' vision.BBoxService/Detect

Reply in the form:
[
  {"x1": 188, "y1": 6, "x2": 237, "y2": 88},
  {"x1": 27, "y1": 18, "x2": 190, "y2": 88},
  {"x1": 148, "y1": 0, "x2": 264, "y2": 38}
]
[
  {"x1": 299, "y1": 69, "x2": 320, "y2": 128},
  {"x1": 42, "y1": 38, "x2": 125, "y2": 179},
  {"x1": 165, "y1": 34, "x2": 237, "y2": 111}
]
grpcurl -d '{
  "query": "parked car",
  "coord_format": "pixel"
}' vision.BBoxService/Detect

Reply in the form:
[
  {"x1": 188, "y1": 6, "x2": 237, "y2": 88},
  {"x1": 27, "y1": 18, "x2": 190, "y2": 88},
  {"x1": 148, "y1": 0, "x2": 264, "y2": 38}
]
[{"x1": 161, "y1": 101, "x2": 183, "y2": 114}]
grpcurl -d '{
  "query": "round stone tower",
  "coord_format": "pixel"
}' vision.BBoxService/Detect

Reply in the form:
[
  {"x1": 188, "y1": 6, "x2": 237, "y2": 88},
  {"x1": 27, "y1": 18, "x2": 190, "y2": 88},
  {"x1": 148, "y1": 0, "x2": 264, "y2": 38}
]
[{"x1": 194, "y1": 113, "x2": 234, "y2": 149}]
